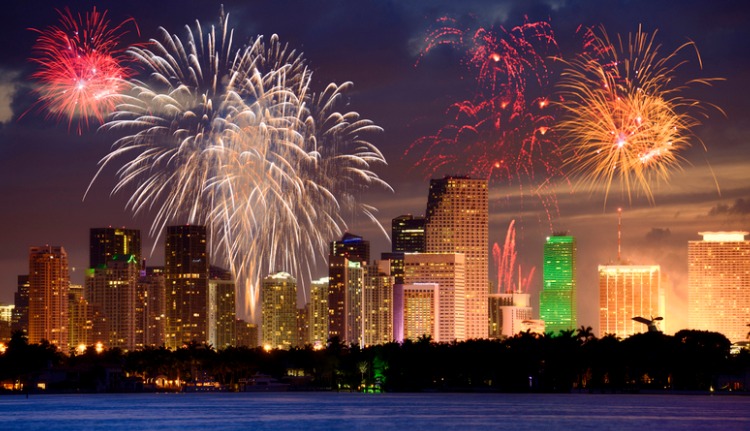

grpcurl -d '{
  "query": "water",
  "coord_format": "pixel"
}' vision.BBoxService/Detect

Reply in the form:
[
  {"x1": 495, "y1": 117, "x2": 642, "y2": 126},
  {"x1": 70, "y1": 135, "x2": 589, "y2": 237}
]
[{"x1": 0, "y1": 392, "x2": 747, "y2": 430}]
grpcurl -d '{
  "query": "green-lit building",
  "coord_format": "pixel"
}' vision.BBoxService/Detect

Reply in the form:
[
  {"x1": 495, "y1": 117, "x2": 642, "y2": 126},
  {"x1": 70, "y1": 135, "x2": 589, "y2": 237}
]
[{"x1": 540, "y1": 235, "x2": 577, "y2": 334}]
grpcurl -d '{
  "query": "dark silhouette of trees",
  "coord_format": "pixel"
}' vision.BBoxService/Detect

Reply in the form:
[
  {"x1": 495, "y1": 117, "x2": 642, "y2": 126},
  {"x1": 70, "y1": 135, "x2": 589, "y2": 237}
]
[{"x1": 1, "y1": 328, "x2": 747, "y2": 393}]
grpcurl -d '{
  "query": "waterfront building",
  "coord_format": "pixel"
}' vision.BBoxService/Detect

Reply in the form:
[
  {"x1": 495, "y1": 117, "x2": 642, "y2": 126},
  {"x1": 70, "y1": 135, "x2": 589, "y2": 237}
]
[
  {"x1": 488, "y1": 293, "x2": 533, "y2": 339},
  {"x1": 328, "y1": 233, "x2": 368, "y2": 344},
  {"x1": 393, "y1": 283, "x2": 439, "y2": 342},
  {"x1": 11, "y1": 275, "x2": 29, "y2": 336},
  {"x1": 85, "y1": 254, "x2": 139, "y2": 350},
  {"x1": 208, "y1": 267, "x2": 236, "y2": 349},
  {"x1": 425, "y1": 176, "x2": 488, "y2": 339},
  {"x1": 688, "y1": 231, "x2": 750, "y2": 343},
  {"x1": 363, "y1": 260, "x2": 394, "y2": 346},
  {"x1": 28, "y1": 246, "x2": 69, "y2": 348},
  {"x1": 308, "y1": 277, "x2": 329, "y2": 348},
  {"x1": 540, "y1": 235, "x2": 577, "y2": 334},
  {"x1": 136, "y1": 267, "x2": 166, "y2": 348},
  {"x1": 403, "y1": 252, "x2": 465, "y2": 342},
  {"x1": 599, "y1": 264, "x2": 663, "y2": 338},
  {"x1": 165, "y1": 225, "x2": 209, "y2": 349},
  {"x1": 261, "y1": 272, "x2": 297, "y2": 350}
]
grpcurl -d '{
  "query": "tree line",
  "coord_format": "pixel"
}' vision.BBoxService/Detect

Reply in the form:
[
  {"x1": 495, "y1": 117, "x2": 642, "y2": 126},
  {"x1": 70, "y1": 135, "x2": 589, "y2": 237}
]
[{"x1": 1, "y1": 327, "x2": 748, "y2": 393}]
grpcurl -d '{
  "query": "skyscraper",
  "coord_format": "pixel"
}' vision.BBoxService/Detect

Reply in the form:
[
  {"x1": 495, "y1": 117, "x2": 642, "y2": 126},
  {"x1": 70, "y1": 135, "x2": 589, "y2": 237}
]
[
  {"x1": 363, "y1": 260, "x2": 394, "y2": 347},
  {"x1": 68, "y1": 283, "x2": 94, "y2": 350},
  {"x1": 85, "y1": 254, "x2": 139, "y2": 350},
  {"x1": 425, "y1": 176, "x2": 488, "y2": 339},
  {"x1": 308, "y1": 277, "x2": 329, "y2": 347},
  {"x1": 261, "y1": 272, "x2": 297, "y2": 350},
  {"x1": 598, "y1": 264, "x2": 663, "y2": 338},
  {"x1": 89, "y1": 227, "x2": 141, "y2": 269},
  {"x1": 392, "y1": 215, "x2": 426, "y2": 253},
  {"x1": 393, "y1": 283, "x2": 439, "y2": 342},
  {"x1": 165, "y1": 225, "x2": 209, "y2": 349},
  {"x1": 208, "y1": 266, "x2": 236, "y2": 349},
  {"x1": 12, "y1": 275, "x2": 29, "y2": 336},
  {"x1": 688, "y1": 231, "x2": 750, "y2": 343},
  {"x1": 540, "y1": 235, "x2": 577, "y2": 334},
  {"x1": 403, "y1": 252, "x2": 466, "y2": 342},
  {"x1": 28, "y1": 246, "x2": 69, "y2": 347},
  {"x1": 136, "y1": 267, "x2": 166, "y2": 348},
  {"x1": 328, "y1": 233, "x2": 369, "y2": 343},
  {"x1": 489, "y1": 293, "x2": 533, "y2": 339}
]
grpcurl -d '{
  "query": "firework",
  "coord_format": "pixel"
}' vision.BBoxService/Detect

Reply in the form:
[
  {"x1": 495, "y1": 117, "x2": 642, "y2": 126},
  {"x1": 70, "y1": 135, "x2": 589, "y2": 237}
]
[
  {"x1": 29, "y1": 7, "x2": 138, "y2": 134},
  {"x1": 492, "y1": 220, "x2": 535, "y2": 294},
  {"x1": 556, "y1": 25, "x2": 723, "y2": 205},
  {"x1": 410, "y1": 17, "x2": 563, "y2": 218},
  {"x1": 90, "y1": 10, "x2": 389, "y2": 316}
]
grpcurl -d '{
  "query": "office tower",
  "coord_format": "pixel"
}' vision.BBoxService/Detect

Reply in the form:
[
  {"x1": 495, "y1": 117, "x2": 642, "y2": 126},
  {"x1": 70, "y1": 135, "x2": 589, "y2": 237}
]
[
  {"x1": 393, "y1": 283, "x2": 439, "y2": 342},
  {"x1": 308, "y1": 277, "x2": 329, "y2": 348},
  {"x1": 330, "y1": 232, "x2": 370, "y2": 263},
  {"x1": 392, "y1": 215, "x2": 426, "y2": 253},
  {"x1": 403, "y1": 252, "x2": 466, "y2": 342},
  {"x1": 328, "y1": 233, "x2": 368, "y2": 343},
  {"x1": 296, "y1": 308, "x2": 308, "y2": 348},
  {"x1": 85, "y1": 254, "x2": 139, "y2": 350},
  {"x1": 236, "y1": 319, "x2": 258, "y2": 348},
  {"x1": 28, "y1": 246, "x2": 69, "y2": 347},
  {"x1": 425, "y1": 176, "x2": 488, "y2": 339},
  {"x1": 363, "y1": 260, "x2": 394, "y2": 347},
  {"x1": 488, "y1": 293, "x2": 533, "y2": 339},
  {"x1": 688, "y1": 231, "x2": 750, "y2": 343},
  {"x1": 261, "y1": 272, "x2": 297, "y2": 349},
  {"x1": 598, "y1": 264, "x2": 663, "y2": 338},
  {"x1": 89, "y1": 227, "x2": 141, "y2": 269},
  {"x1": 165, "y1": 225, "x2": 209, "y2": 349},
  {"x1": 136, "y1": 267, "x2": 166, "y2": 348},
  {"x1": 0, "y1": 304, "x2": 12, "y2": 342},
  {"x1": 68, "y1": 284, "x2": 95, "y2": 350},
  {"x1": 12, "y1": 275, "x2": 29, "y2": 336},
  {"x1": 540, "y1": 235, "x2": 577, "y2": 334},
  {"x1": 208, "y1": 267, "x2": 236, "y2": 349}
]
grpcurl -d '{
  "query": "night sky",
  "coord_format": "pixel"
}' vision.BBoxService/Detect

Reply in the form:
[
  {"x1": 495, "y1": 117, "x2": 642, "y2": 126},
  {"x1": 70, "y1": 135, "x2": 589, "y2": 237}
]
[{"x1": 1, "y1": 0, "x2": 749, "y2": 332}]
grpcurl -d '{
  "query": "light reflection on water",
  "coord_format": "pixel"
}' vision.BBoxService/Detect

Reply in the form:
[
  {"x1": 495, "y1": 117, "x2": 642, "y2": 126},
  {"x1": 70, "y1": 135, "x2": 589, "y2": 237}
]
[{"x1": 0, "y1": 393, "x2": 747, "y2": 430}]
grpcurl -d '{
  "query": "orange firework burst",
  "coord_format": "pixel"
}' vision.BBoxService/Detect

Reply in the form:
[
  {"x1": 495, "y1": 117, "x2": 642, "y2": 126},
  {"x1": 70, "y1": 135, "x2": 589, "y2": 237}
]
[
  {"x1": 29, "y1": 7, "x2": 138, "y2": 134},
  {"x1": 556, "y1": 25, "x2": 723, "y2": 205}
]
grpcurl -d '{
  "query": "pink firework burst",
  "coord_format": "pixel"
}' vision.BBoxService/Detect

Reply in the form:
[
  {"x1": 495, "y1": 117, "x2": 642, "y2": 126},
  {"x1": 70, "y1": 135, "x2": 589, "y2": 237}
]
[
  {"x1": 492, "y1": 220, "x2": 535, "y2": 294},
  {"x1": 28, "y1": 7, "x2": 139, "y2": 134},
  {"x1": 409, "y1": 17, "x2": 563, "y2": 219}
]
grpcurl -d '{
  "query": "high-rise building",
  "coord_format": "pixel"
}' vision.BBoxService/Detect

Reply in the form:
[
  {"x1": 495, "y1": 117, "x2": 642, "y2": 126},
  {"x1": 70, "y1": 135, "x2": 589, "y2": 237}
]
[
  {"x1": 363, "y1": 260, "x2": 394, "y2": 347},
  {"x1": 261, "y1": 272, "x2": 297, "y2": 349},
  {"x1": 488, "y1": 293, "x2": 533, "y2": 339},
  {"x1": 68, "y1": 284, "x2": 95, "y2": 350},
  {"x1": 598, "y1": 264, "x2": 663, "y2": 338},
  {"x1": 688, "y1": 231, "x2": 750, "y2": 343},
  {"x1": 425, "y1": 176, "x2": 488, "y2": 339},
  {"x1": 392, "y1": 215, "x2": 426, "y2": 253},
  {"x1": 308, "y1": 277, "x2": 329, "y2": 348},
  {"x1": 208, "y1": 267, "x2": 236, "y2": 349},
  {"x1": 136, "y1": 267, "x2": 166, "y2": 348},
  {"x1": 85, "y1": 254, "x2": 139, "y2": 350},
  {"x1": 28, "y1": 246, "x2": 69, "y2": 348},
  {"x1": 165, "y1": 225, "x2": 209, "y2": 349},
  {"x1": 403, "y1": 252, "x2": 466, "y2": 342},
  {"x1": 12, "y1": 275, "x2": 29, "y2": 336},
  {"x1": 0, "y1": 304, "x2": 13, "y2": 342},
  {"x1": 393, "y1": 283, "x2": 439, "y2": 342},
  {"x1": 235, "y1": 319, "x2": 258, "y2": 348},
  {"x1": 89, "y1": 227, "x2": 141, "y2": 269},
  {"x1": 330, "y1": 233, "x2": 370, "y2": 263},
  {"x1": 540, "y1": 235, "x2": 577, "y2": 334}
]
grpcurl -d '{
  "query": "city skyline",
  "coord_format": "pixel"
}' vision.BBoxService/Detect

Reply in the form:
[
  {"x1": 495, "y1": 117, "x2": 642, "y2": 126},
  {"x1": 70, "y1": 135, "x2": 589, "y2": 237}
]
[{"x1": 0, "y1": 1, "x2": 749, "y2": 336}]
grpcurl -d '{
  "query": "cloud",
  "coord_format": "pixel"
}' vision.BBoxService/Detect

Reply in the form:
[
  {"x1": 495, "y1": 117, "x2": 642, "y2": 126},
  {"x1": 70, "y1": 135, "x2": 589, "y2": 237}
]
[
  {"x1": 0, "y1": 69, "x2": 21, "y2": 124},
  {"x1": 708, "y1": 198, "x2": 750, "y2": 216},
  {"x1": 645, "y1": 228, "x2": 672, "y2": 242}
]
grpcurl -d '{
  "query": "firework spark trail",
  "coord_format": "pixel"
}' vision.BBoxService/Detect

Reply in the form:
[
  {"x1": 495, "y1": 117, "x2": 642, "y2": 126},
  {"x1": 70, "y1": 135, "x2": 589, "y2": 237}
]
[
  {"x1": 28, "y1": 7, "x2": 138, "y2": 134},
  {"x1": 556, "y1": 25, "x2": 723, "y2": 206},
  {"x1": 409, "y1": 17, "x2": 564, "y2": 224},
  {"x1": 89, "y1": 10, "x2": 390, "y2": 317},
  {"x1": 492, "y1": 220, "x2": 535, "y2": 294}
]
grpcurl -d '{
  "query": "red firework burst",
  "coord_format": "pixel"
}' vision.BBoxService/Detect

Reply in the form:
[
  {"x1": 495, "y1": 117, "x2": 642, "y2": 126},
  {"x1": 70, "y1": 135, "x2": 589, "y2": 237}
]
[
  {"x1": 409, "y1": 17, "x2": 563, "y2": 219},
  {"x1": 28, "y1": 7, "x2": 139, "y2": 134}
]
